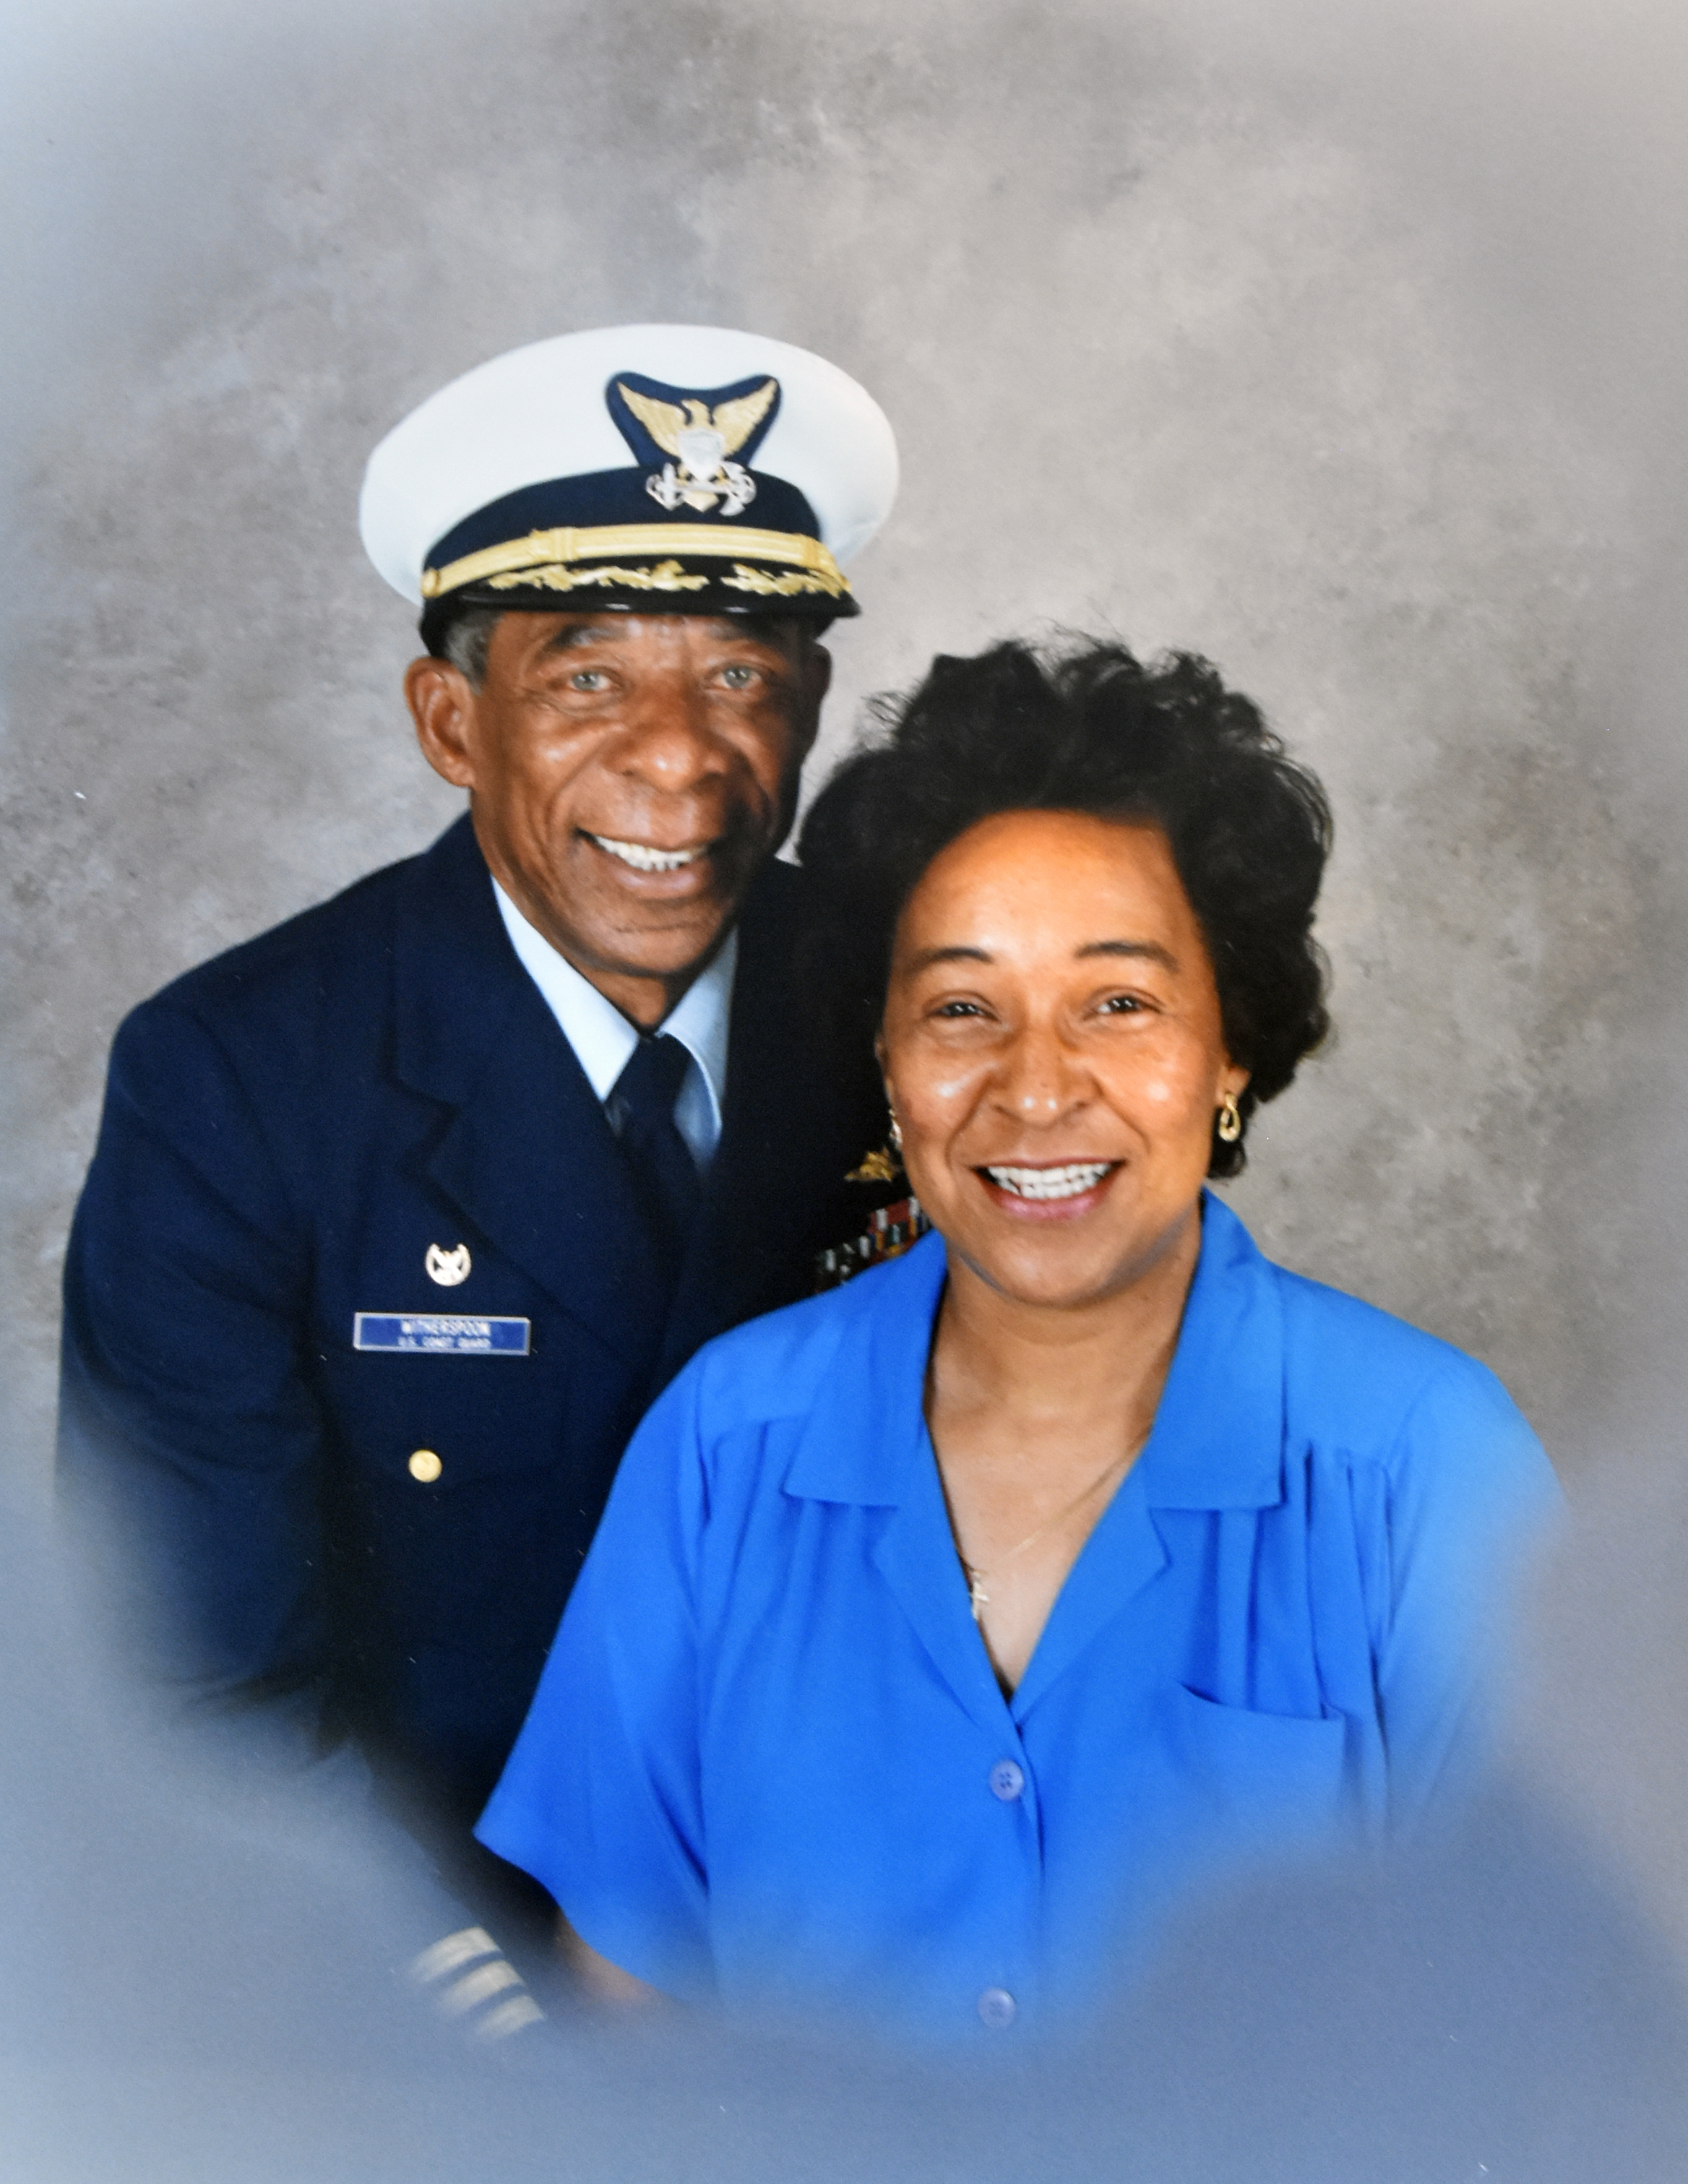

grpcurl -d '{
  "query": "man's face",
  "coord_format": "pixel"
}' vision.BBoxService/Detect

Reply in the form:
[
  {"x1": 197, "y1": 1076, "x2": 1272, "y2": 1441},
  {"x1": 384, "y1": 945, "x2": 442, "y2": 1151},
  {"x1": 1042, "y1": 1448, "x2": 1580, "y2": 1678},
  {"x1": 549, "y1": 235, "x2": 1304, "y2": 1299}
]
[{"x1": 407, "y1": 611, "x2": 829, "y2": 1025}]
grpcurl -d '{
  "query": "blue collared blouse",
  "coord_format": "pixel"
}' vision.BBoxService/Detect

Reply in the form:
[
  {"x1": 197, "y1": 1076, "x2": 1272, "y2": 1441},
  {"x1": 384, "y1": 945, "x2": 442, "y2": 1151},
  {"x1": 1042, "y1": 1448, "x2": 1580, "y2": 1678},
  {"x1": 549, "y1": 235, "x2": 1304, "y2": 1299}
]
[{"x1": 479, "y1": 1197, "x2": 1558, "y2": 2035}]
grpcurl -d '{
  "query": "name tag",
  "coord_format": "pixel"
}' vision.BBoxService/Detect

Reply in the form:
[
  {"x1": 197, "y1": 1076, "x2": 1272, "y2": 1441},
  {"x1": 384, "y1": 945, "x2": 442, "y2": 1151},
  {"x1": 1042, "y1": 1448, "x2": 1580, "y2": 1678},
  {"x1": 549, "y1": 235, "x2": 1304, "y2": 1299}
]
[{"x1": 353, "y1": 1313, "x2": 532, "y2": 1357}]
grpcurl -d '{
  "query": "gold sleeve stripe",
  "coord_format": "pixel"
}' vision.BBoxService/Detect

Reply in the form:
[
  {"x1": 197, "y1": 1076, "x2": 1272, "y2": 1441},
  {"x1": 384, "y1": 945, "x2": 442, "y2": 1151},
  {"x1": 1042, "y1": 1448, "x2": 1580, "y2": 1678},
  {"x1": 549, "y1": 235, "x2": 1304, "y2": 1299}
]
[
  {"x1": 422, "y1": 523, "x2": 847, "y2": 599},
  {"x1": 472, "y1": 1993, "x2": 547, "y2": 2042},
  {"x1": 438, "y1": 1958, "x2": 525, "y2": 2018},
  {"x1": 409, "y1": 1927, "x2": 498, "y2": 1983}
]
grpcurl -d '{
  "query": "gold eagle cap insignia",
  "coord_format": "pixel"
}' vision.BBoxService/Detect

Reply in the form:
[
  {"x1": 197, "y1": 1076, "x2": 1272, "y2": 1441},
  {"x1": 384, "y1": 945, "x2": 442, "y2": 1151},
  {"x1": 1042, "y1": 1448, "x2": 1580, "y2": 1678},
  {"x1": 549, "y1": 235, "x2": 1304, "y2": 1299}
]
[
  {"x1": 620, "y1": 379, "x2": 778, "y2": 516},
  {"x1": 616, "y1": 378, "x2": 778, "y2": 460}
]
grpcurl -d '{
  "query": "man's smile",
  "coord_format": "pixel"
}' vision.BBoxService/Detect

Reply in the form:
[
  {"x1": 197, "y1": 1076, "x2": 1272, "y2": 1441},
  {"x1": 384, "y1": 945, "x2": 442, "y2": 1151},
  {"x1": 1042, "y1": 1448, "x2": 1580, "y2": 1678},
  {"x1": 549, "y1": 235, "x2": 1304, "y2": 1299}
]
[{"x1": 582, "y1": 830, "x2": 714, "y2": 874}]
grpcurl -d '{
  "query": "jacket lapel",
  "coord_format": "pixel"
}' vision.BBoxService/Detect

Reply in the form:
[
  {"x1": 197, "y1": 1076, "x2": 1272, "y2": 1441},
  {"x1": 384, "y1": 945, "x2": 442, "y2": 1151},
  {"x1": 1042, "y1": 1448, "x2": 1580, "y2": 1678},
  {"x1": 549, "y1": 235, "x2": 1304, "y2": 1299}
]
[
  {"x1": 659, "y1": 859, "x2": 875, "y2": 1376},
  {"x1": 391, "y1": 816, "x2": 667, "y2": 1371}
]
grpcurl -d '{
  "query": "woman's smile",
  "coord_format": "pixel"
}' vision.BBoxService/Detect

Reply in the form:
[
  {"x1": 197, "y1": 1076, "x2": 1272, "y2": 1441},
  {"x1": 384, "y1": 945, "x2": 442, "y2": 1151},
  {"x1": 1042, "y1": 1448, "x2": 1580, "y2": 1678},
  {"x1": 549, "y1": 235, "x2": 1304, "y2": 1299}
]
[{"x1": 974, "y1": 1158, "x2": 1121, "y2": 1216}]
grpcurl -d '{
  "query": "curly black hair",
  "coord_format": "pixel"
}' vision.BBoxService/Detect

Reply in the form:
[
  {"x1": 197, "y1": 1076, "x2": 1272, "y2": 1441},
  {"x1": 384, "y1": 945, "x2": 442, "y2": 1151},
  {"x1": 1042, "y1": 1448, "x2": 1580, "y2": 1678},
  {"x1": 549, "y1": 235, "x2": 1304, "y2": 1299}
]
[{"x1": 796, "y1": 638, "x2": 1332, "y2": 1178}]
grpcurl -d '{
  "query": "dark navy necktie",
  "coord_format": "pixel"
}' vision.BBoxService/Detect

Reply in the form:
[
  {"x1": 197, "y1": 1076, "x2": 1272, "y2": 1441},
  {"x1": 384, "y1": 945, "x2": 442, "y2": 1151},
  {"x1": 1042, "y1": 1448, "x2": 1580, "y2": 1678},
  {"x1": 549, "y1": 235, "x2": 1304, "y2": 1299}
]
[{"x1": 607, "y1": 1033, "x2": 703, "y2": 1279}]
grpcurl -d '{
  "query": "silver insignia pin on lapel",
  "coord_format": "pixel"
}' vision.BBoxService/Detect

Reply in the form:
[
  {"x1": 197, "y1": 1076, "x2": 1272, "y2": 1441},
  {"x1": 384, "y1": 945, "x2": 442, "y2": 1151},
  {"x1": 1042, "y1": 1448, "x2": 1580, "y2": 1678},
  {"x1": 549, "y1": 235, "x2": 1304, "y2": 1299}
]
[{"x1": 425, "y1": 1243, "x2": 472, "y2": 1287}]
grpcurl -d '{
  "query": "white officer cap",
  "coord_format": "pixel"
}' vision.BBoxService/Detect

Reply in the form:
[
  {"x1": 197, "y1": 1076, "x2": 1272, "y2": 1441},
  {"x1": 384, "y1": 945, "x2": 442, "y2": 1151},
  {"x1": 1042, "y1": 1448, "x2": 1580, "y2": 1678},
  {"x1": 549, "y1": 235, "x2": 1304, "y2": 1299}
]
[{"x1": 359, "y1": 324, "x2": 898, "y2": 629}]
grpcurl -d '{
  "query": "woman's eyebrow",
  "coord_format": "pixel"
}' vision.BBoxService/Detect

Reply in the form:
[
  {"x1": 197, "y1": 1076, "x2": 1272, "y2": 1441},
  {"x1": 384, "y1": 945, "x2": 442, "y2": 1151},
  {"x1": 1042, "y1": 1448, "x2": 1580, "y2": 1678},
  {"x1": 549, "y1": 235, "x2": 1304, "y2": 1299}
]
[
  {"x1": 905, "y1": 938, "x2": 1179, "y2": 974},
  {"x1": 904, "y1": 944, "x2": 992, "y2": 973},
  {"x1": 1076, "y1": 938, "x2": 1179, "y2": 970}
]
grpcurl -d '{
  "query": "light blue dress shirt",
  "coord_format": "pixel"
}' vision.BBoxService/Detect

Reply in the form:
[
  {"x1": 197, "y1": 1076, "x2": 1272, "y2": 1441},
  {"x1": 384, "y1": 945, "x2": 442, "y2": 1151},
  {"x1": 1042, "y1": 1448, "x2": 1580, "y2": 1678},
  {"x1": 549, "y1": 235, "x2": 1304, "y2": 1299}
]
[
  {"x1": 479, "y1": 1195, "x2": 1560, "y2": 2036},
  {"x1": 492, "y1": 877, "x2": 735, "y2": 1166}
]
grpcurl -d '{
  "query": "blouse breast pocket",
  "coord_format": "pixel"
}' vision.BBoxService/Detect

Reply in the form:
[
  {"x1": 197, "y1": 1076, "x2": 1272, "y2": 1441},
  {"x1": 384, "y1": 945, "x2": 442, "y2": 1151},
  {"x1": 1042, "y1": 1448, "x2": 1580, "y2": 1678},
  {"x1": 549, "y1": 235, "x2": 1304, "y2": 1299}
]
[{"x1": 1166, "y1": 1682, "x2": 1350, "y2": 1842}]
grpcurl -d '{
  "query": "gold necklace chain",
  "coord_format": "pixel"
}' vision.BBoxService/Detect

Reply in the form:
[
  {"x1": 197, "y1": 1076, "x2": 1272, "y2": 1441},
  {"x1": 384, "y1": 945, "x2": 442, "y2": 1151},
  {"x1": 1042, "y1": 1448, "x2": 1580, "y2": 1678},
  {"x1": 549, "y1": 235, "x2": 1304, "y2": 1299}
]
[{"x1": 959, "y1": 1432, "x2": 1148, "y2": 1623}]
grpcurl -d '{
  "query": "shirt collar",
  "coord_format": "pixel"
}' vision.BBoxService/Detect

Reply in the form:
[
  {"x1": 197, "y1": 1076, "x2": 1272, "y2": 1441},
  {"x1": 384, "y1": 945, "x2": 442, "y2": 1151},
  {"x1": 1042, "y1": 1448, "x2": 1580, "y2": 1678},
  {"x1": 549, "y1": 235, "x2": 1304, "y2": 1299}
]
[
  {"x1": 491, "y1": 876, "x2": 735, "y2": 1132},
  {"x1": 1141, "y1": 1193, "x2": 1285, "y2": 1509},
  {"x1": 782, "y1": 1194, "x2": 1285, "y2": 1512}
]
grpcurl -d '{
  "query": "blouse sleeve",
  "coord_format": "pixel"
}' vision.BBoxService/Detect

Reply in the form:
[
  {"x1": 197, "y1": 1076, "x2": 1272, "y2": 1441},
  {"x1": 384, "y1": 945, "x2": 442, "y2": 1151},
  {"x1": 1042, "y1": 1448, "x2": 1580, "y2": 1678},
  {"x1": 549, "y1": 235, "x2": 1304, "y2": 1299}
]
[
  {"x1": 475, "y1": 1358, "x2": 716, "y2": 2000},
  {"x1": 1373, "y1": 1351, "x2": 1563, "y2": 1827}
]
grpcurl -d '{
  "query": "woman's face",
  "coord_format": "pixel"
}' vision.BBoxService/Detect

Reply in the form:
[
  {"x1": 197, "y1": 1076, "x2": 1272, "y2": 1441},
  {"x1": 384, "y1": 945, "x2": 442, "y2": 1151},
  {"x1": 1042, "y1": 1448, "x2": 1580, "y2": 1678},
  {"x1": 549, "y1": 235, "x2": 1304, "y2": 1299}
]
[{"x1": 879, "y1": 809, "x2": 1248, "y2": 1312}]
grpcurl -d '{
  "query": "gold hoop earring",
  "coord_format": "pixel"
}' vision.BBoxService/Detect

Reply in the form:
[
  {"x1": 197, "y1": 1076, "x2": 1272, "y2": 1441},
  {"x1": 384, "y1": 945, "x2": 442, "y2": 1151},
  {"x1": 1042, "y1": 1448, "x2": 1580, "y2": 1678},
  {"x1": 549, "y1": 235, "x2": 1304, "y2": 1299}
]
[{"x1": 1216, "y1": 1092, "x2": 1243, "y2": 1144}]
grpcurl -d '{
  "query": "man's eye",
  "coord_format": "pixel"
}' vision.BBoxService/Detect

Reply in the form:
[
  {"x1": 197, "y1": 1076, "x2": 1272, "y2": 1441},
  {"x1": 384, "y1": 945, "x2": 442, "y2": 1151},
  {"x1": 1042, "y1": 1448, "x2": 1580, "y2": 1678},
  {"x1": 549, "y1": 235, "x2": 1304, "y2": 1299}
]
[
  {"x1": 569, "y1": 669, "x2": 610, "y2": 691},
  {"x1": 1100, "y1": 994, "x2": 1145, "y2": 1015},
  {"x1": 933, "y1": 999, "x2": 986, "y2": 1019},
  {"x1": 719, "y1": 664, "x2": 760, "y2": 689}
]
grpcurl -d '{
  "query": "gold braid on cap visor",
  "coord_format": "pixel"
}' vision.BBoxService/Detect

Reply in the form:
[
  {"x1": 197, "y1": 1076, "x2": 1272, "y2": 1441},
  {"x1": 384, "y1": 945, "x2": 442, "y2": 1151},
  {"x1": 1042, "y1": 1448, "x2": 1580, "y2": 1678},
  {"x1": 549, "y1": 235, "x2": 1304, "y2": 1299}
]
[{"x1": 420, "y1": 523, "x2": 851, "y2": 600}]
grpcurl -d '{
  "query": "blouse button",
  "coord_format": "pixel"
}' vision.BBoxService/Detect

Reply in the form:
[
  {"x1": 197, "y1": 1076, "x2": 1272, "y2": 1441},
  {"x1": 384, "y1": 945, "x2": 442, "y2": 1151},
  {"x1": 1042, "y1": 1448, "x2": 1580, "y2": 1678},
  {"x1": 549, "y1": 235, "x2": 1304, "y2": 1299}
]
[
  {"x1": 988, "y1": 1759, "x2": 1025, "y2": 1802},
  {"x1": 977, "y1": 1987, "x2": 1017, "y2": 2030}
]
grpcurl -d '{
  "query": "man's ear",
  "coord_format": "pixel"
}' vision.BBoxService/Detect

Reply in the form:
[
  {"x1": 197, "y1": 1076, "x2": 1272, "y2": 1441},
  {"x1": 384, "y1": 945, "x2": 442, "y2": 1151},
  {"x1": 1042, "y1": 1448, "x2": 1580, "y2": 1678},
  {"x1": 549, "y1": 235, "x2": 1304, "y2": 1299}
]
[
  {"x1": 405, "y1": 656, "x2": 479, "y2": 790},
  {"x1": 791, "y1": 640, "x2": 832, "y2": 764}
]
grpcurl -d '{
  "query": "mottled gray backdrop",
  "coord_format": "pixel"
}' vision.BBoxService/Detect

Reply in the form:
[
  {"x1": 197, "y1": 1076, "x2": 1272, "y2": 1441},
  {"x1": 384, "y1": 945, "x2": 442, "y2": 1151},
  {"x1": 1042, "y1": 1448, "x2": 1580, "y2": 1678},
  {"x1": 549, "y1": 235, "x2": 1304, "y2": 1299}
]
[{"x1": 5, "y1": 0, "x2": 1688, "y2": 2165}]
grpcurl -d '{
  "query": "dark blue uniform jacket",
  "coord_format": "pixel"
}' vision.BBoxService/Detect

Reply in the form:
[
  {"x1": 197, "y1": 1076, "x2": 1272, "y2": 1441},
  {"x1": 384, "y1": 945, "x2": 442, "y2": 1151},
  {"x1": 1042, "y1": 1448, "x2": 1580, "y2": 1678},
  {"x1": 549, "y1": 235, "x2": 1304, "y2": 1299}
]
[{"x1": 59, "y1": 814, "x2": 882, "y2": 1836}]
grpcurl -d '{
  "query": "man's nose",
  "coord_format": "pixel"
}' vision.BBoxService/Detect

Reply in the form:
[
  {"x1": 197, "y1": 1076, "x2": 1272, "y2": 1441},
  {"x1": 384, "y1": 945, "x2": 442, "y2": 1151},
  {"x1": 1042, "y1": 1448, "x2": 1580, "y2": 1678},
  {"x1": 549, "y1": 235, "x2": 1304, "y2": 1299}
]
[{"x1": 612, "y1": 675, "x2": 727, "y2": 796}]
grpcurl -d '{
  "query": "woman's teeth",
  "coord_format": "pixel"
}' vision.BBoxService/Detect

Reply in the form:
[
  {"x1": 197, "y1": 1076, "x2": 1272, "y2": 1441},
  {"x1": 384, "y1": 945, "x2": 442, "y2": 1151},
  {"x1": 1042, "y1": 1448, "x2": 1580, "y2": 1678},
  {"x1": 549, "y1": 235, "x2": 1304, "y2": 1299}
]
[
  {"x1": 984, "y1": 1162, "x2": 1112, "y2": 1201},
  {"x1": 588, "y1": 834, "x2": 702, "y2": 873}
]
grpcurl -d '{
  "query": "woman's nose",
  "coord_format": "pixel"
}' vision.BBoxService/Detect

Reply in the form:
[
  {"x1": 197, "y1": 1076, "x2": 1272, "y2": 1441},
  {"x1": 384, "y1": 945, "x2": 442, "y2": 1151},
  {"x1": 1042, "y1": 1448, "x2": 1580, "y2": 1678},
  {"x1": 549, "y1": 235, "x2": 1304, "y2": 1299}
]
[{"x1": 995, "y1": 1022, "x2": 1085, "y2": 1119}]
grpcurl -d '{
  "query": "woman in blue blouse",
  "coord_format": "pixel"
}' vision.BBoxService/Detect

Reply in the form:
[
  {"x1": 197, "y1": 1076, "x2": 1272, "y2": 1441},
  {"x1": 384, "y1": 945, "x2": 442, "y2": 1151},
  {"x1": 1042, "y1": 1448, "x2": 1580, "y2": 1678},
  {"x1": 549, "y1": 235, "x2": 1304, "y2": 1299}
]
[{"x1": 479, "y1": 639, "x2": 1559, "y2": 2036}]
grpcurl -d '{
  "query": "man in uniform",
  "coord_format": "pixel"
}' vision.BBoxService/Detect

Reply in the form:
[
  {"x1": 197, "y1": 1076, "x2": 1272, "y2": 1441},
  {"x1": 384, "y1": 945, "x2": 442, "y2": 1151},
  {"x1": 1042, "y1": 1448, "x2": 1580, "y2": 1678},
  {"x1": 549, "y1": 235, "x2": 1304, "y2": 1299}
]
[{"x1": 58, "y1": 326, "x2": 897, "y2": 1996}]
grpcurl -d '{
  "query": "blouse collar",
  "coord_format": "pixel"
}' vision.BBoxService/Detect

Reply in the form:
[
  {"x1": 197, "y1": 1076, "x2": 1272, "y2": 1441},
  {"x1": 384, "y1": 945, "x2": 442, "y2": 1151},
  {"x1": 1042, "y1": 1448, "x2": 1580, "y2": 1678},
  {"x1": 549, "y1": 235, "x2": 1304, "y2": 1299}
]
[{"x1": 782, "y1": 1191, "x2": 1286, "y2": 1514}]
